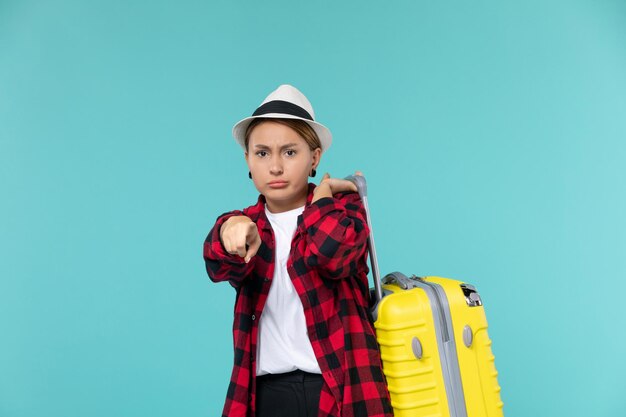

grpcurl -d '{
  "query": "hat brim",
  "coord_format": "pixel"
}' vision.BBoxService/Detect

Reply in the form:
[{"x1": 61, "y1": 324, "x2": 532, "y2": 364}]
[{"x1": 232, "y1": 113, "x2": 332, "y2": 154}]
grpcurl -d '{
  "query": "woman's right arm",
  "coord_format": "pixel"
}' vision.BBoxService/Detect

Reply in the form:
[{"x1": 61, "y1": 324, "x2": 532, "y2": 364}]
[{"x1": 203, "y1": 210, "x2": 259, "y2": 288}]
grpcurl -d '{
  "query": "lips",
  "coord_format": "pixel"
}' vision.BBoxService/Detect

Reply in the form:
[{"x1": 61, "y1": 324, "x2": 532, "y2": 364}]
[{"x1": 268, "y1": 181, "x2": 288, "y2": 188}]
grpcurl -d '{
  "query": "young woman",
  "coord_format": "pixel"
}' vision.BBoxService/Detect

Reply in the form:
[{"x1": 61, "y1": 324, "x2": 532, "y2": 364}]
[{"x1": 203, "y1": 84, "x2": 393, "y2": 417}]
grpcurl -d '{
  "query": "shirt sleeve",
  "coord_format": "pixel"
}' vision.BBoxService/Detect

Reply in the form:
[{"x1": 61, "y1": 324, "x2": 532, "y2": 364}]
[
  {"x1": 203, "y1": 209, "x2": 257, "y2": 288},
  {"x1": 300, "y1": 191, "x2": 370, "y2": 280}
]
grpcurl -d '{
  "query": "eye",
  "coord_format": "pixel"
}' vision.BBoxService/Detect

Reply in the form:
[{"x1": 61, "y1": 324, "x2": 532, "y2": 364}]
[
  {"x1": 285, "y1": 149, "x2": 296, "y2": 157},
  {"x1": 255, "y1": 150, "x2": 268, "y2": 157}
]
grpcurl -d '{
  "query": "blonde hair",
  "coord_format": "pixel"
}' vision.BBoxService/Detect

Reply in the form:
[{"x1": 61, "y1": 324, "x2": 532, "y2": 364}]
[{"x1": 244, "y1": 118, "x2": 322, "y2": 152}]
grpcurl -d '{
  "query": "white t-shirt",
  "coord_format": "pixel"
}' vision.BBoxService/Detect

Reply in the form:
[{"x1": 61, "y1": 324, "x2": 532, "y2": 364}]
[{"x1": 256, "y1": 203, "x2": 321, "y2": 376}]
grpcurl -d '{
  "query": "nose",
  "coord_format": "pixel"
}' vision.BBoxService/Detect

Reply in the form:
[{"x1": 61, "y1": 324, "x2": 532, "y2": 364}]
[{"x1": 269, "y1": 154, "x2": 283, "y2": 175}]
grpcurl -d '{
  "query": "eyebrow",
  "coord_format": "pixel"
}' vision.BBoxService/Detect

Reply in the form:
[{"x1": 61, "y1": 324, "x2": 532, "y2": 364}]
[{"x1": 253, "y1": 143, "x2": 300, "y2": 150}]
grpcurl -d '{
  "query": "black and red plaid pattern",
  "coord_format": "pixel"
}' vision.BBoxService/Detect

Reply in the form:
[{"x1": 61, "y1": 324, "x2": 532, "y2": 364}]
[{"x1": 203, "y1": 183, "x2": 393, "y2": 417}]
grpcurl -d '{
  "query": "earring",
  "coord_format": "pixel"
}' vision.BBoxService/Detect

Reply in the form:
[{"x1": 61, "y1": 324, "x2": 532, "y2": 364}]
[
  {"x1": 248, "y1": 171, "x2": 252, "y2": 179},
  {"x1": 310, "y1": 169, "x2": 316, "y2": 178}
]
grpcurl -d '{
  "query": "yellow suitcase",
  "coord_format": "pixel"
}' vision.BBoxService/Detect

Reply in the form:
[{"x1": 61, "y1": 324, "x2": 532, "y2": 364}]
[{"x1": 347, "y1": 175, "x2": 504, "y2": 417}]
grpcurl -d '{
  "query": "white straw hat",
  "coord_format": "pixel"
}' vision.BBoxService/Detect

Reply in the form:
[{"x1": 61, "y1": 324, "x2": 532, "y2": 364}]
[{"x1": 232, "y1": 84, "x2": 332, "y2": 153}]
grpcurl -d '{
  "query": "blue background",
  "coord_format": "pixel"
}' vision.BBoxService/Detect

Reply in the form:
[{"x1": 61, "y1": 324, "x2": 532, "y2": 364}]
[{"x1": 1, "y1": 1, "x2": 625, "y2": 416}]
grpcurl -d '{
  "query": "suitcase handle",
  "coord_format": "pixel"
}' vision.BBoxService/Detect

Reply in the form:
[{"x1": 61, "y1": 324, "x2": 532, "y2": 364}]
[
  {"x1": 383, "y1": 271, "x2": 420, "y2": 290},
  {"x1": 344, "y1": 174, "x2": 384, "y2": 302}
]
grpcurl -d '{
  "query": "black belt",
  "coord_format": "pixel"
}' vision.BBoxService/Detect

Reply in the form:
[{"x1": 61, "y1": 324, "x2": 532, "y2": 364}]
[{"x1": 256, "y1": 369, "x2": 323, "y2": 383}]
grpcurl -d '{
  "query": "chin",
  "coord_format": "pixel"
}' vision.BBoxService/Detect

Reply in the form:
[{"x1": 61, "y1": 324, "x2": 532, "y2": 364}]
[{"x1": 264, "y1": 188, "x2": 293, "y2": 197}]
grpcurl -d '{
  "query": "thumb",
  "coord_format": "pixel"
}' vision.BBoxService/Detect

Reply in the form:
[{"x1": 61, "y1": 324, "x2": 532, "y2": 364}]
[{"x1": 322, "y1": 172, "x2": 330, "y2": 181}]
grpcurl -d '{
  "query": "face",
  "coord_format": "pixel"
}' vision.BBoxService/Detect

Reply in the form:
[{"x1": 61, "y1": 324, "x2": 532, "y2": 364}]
[{"x1": 245, "y1": 121, "x2": 321, "y2": 213}]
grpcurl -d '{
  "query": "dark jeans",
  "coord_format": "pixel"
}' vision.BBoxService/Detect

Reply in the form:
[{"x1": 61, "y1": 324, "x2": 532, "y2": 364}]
[{"x1": 256, "y1": 370, "x2": 324, "y2": 417}]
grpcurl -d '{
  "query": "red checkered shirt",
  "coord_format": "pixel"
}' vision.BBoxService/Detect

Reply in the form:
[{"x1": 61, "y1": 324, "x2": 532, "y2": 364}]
[{"x1": 203, "y1": 183, "x2": 393, "y2": 417}]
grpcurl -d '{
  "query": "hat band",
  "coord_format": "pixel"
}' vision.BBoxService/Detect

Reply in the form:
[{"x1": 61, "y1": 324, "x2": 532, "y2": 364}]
[{"x1": 252, "y1": 100, "x2": 313, "y2": 121}]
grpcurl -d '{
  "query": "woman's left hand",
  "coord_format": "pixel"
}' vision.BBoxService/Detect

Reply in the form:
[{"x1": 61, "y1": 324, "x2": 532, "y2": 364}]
[{"x1": 320, "y1": 171, "x2": 362, "y2": 195}]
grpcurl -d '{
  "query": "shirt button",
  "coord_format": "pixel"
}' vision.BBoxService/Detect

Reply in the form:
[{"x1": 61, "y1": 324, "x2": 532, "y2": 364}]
[
  {"x1": 251, "y1": 314, "x2": 256, "y2": 321},
  {"x1": 264, "y1": 278, "x2": 270, "y2": 282}
]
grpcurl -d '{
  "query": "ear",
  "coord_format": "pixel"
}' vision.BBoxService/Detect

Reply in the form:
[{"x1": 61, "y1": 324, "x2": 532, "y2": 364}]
[{"x1": 311, "y1": 147, "x2": 322, "y2": 170}]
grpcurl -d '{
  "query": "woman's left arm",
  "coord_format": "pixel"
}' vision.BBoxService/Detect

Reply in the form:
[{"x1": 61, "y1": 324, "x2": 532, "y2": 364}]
[{"x1": 301, "y1": 190, "x2": 370, "y2": 280}]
